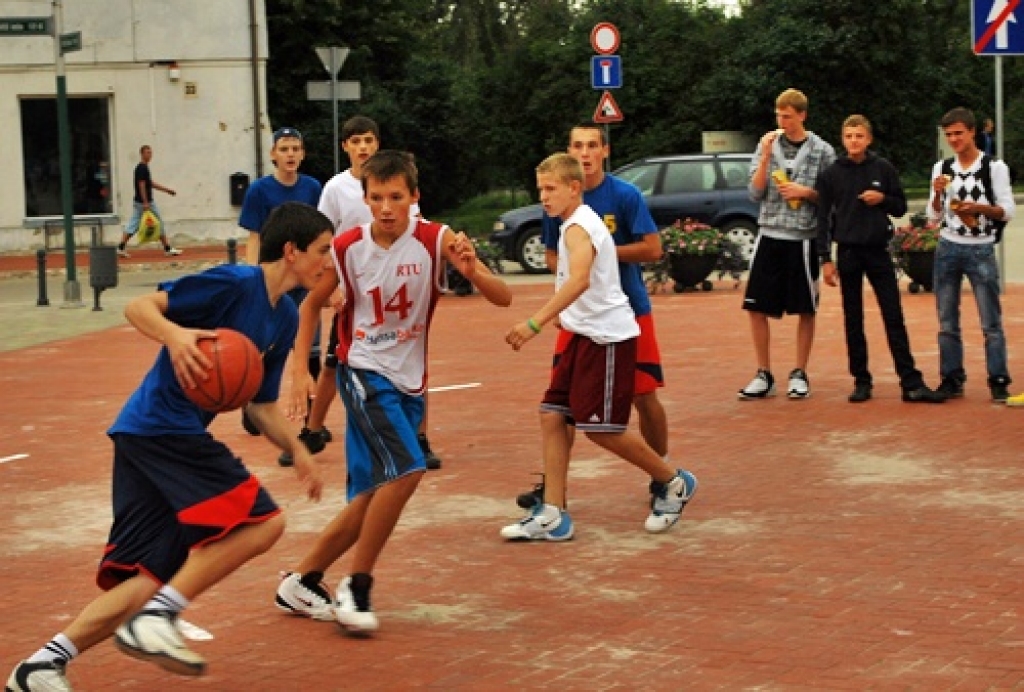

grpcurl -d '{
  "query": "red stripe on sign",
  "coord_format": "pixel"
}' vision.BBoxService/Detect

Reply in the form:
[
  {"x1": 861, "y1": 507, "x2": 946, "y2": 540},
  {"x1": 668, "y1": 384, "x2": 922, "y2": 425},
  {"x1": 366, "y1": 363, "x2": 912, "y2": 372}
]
[{"x1": 974, "y1": 0, "x2": 1022, "y2": 53}]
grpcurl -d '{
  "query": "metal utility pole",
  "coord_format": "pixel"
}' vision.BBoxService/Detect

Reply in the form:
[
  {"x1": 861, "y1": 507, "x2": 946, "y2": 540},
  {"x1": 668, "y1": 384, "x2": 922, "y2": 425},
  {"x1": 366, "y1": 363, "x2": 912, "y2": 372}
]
[{"x1": 53, "y1": 0, "x2": 81, "y2": 306}]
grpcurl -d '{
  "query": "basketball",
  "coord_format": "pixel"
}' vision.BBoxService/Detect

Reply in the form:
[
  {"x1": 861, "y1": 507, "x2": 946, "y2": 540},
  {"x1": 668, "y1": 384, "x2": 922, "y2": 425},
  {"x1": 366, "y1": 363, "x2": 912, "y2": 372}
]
[{"x1": 183, "y1": 329, "x2": 264, "y2": 413}]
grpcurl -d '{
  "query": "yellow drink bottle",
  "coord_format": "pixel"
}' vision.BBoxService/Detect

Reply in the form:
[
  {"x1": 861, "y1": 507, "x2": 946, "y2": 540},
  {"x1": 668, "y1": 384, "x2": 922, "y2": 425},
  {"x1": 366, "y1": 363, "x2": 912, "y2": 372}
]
[{"x1": 771, "y1": 169, "x2": 801, "y2": 210}]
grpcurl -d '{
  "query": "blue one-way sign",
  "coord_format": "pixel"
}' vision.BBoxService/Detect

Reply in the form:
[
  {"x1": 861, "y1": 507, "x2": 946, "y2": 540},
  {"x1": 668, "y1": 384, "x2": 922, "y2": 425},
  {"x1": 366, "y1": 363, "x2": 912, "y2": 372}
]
[
  {"x1": 973, "y1": 0, "x2": 1024, "y2": 55},
  {"x1": 591, "y1": 55, "x2": 622, "y2": 89}
]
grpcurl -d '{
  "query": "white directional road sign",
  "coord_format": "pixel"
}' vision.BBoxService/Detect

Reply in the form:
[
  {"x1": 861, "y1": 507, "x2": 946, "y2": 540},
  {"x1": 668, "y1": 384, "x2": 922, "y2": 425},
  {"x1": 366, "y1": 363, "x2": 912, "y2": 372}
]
[
  {"x1": 973, "y1": 0, "x2": 1024, "y2": 55},
  {"x1": 306, "y1": 81, "x2": 361, "y2": 101}
]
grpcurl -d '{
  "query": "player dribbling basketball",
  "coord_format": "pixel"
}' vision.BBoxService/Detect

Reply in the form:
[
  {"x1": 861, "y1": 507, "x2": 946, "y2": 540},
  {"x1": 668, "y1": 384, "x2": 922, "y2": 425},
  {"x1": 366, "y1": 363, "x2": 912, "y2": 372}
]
[{"x1": 5, "y1": 202, "x2": 333, "y2": 691}]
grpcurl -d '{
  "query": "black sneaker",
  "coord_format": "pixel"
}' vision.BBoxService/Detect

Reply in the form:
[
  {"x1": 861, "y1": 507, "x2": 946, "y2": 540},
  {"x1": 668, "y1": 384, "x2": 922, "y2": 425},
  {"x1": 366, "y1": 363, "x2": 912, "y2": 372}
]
[
  {"x1": 242, "y1": 409, "x2": 261, "y2": 436},
  {"x1": 418, "y1": 434, "x2": 441, "y2": 470},
  {"x1": 298, "y1": 427, "x2": 328, "y2": 455},
  {"x1": 902, "y1": 385, "x2": 947, "y2": 403},
  {"x1": 936, "y1": 377, "x2": 964, "y2": 399},
  {"x1": 516, "y1": 473, "x2": 545, "y2": 509},
  {"x1": 990, "y1": 379, "x2": 1011, "y2": 403},
  {"x1": 848, "y1": 383, "x2": 873, "y2": 403}
]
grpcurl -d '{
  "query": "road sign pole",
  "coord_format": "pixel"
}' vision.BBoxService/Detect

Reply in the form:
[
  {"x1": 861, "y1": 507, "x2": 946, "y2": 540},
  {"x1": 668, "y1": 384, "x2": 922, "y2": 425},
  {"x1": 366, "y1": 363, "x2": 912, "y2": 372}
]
[
  {"x1": 996, "y1": 54, "x2": 1005, "y2": 290},
  {"x1": 331, "y1": 51, "x2": 339, "y2": 174},
  {"x1": 53, "y1": 0, "x2": 81, "y2": 306}
]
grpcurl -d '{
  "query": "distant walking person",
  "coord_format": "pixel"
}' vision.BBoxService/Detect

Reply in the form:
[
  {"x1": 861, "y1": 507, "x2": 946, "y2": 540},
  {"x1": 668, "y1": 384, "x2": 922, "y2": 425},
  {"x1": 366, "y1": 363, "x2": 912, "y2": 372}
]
[{"x1": 118, "y1": 145, "x2": 182, "y2": 257}]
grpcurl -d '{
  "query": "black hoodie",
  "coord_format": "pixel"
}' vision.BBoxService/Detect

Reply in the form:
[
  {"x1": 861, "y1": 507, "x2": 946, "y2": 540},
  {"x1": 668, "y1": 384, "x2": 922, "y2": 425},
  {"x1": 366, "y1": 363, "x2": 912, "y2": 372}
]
[{"x1": 815, "y1": 151, "x2": 907, "y2": 260}]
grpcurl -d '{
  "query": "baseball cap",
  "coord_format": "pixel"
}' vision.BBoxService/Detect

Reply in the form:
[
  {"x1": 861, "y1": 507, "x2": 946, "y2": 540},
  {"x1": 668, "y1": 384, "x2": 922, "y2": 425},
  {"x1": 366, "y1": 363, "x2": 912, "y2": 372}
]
[{"x1": 272, "y1": 127, "x2": 303, "y2": 143}]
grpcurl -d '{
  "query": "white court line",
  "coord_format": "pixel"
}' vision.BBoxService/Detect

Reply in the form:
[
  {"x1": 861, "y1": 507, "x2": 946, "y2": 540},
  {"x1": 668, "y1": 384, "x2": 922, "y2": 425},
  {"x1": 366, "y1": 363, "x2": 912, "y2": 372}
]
[
  {"x1": 178, "y1": 619, "x2": 214, "y2": 641},
  {"x1": 0, "y1": 454, "x2": 29, "y2": 464},
  {"x1": 428, "y1": 383, "x2": 482, "y2": 393}
]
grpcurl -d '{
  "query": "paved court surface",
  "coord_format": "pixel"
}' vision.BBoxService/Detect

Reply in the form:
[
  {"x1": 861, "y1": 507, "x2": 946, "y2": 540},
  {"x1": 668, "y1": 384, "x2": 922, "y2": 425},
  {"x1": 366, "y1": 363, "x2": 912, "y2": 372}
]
[{"x1": 1, "y1": 252, "x2": 1023, "y2": 691}]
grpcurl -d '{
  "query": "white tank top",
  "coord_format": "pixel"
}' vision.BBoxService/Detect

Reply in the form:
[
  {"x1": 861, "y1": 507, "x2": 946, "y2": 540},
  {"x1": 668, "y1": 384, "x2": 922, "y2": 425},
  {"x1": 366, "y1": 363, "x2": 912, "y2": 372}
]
[
  {"x1": 332, "y1": 219, "x2": 446, "y2": 394},
  {"x1": 556, "y1": 204, "x2": 639, "y2": 344}
]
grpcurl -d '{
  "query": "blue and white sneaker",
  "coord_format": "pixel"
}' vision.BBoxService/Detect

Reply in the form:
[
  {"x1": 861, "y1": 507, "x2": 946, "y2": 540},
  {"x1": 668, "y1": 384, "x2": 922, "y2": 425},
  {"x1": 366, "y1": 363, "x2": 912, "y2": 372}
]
[
  {"x1": 500, "y1": 504, "x2": 574, "y2": 541},
  {"x1": 645, "y1": 470, "x2": 698, "y2": 533}
]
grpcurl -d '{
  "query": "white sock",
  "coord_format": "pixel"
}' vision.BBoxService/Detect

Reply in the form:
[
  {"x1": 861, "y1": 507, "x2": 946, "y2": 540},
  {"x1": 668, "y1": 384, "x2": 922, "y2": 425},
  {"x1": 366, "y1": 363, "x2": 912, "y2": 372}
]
[
  {"x1": 143, "y1": 584, "x2": 189, "y2": 614},
  {"x1": 28, "y1": 633, "x2": 78, "y2": 664}
]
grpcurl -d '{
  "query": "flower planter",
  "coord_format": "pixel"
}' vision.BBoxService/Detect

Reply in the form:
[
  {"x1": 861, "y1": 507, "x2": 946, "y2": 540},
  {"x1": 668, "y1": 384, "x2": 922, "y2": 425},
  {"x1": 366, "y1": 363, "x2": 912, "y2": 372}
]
[
  {"x1": 903, "y1": 250, "x2": 934, "y2": 293},
  {"x1": 668, "y1": 253, "x2": 720, "y2": 292}
]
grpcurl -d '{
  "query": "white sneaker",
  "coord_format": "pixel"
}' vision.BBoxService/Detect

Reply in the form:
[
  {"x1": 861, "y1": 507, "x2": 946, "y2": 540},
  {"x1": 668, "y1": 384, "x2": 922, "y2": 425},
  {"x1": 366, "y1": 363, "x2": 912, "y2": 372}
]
[
  {"x1": 499, "y1": 504, "x2": 574, "y2": 541},
  {"x1": 114, "y1": 610, "x2": 206, "y2": 677},
  {"x1": 738, "y1": 369, "x2": 775, "y2": 399},
  {"x1": 335, "y1": 576, "x2": 379, "y2": 635},
  {"x1": 165, "y1": 247, "x2": 183, "y2": 256},
  {"x1": 275, "y1": 572, "x2": 336, "y2": 621},
  {"x1": 116, "y1": 248, "x2": 130, "y2": 258},
  {"x1": 6, "y1": 660, "x2": 71, "y2": 692},
  {"x1": 787, "y1": 368, "x2": 810, "y2": 399},
  {"x1": 645, "y1": 470, "x2": 698, "y2": 533}
]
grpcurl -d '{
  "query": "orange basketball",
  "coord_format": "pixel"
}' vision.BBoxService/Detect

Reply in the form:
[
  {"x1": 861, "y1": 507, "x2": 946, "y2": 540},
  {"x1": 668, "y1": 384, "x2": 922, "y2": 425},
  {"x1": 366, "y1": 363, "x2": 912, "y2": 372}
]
[{"x1": 184, "y1": 329, "x2": 264, "y2": 413}]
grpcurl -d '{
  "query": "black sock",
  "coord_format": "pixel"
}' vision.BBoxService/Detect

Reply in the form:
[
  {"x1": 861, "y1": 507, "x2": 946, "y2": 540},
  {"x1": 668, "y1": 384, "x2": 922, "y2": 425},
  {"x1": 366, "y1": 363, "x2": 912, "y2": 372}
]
[
  {"x1": 299, "y1": 571, "x2": 324, "y2": 589},
  {"x1": 349, "y1": 572, "x2": 374, "y2": 611}
]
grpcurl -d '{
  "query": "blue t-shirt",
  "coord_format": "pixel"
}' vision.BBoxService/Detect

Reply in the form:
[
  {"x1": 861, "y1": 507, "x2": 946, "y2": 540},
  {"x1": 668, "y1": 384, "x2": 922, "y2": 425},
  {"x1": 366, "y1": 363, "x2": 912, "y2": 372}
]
[
  {"x1": 238, "y1": 174, "x2": 322, "y2": 233},
  {"x1": 109, "y1": 265, "x2": 298, "y2": 436},
  {"x1": 542, "y1": 174, "x2": 657, "y2": 316}
]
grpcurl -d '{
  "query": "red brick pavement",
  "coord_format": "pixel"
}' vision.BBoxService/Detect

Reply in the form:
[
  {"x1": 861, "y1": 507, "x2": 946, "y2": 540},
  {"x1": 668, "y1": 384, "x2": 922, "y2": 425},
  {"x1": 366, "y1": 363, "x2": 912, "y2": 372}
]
[
  {"x1": 0, "y1": 244, "x2": 231, "y2": 276},
  {"x1": 2, "y1": 279, "x2": 1024, "y2": 691}
]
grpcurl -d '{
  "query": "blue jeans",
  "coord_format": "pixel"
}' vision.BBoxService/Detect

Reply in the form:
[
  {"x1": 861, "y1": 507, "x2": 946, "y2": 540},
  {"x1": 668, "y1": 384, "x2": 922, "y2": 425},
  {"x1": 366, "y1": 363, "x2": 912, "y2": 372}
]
[{"x1": 934, "y1": 238, "x2": 1010, "y2": 385}]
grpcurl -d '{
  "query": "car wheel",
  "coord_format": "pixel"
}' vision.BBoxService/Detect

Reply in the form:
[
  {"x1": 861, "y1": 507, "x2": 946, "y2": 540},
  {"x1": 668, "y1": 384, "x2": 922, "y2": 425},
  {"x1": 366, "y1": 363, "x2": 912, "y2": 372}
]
[
  {"x1": 516, "y1": 226, "x2": 549, "y2": 274},
  {"x1": 721, "y1": 219, "x2": 758, "y2": 264}
]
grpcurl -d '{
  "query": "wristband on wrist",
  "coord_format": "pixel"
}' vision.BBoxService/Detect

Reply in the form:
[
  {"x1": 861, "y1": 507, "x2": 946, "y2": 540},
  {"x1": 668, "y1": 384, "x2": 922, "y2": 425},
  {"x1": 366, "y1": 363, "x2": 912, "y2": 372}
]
[{"x1": 526, "y1": 318, "x2": 542, "y2": 334}]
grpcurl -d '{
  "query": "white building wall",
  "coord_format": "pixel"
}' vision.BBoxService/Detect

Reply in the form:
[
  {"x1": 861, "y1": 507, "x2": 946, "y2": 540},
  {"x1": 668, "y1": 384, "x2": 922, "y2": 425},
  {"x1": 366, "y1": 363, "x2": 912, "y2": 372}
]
[{"x1": 0, "y1": 0, "x2": 271, "y2": 252}]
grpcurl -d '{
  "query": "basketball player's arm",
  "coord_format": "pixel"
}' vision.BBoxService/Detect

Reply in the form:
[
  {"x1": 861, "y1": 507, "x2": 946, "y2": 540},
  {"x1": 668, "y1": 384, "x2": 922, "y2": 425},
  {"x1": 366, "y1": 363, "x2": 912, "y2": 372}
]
[
  {"x1": 443, "y1": 229, "x2": 512, "y2": 307},
  {"x1": 616, "y1": 232, "x2": 662, "y2": 264},
  {"x1": 124, "y1": 291, "x2": 216, "y2": 391},
  {"x1": 506, "y1": 224, "x2": 593, "y2": 351},
  {"x1": 545, "y1": 248, "x2": 557, "y2": 273},
  {"x1": 287, "y1": 269, "x2": 340, "y2": 421},
  {"x1": 247, "y1": 402, "x2": 323, "y2": 501}
]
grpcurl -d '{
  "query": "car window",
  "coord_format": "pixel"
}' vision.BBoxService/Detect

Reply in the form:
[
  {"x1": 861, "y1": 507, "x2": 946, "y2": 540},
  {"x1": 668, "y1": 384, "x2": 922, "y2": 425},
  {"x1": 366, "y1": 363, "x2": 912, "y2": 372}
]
[
  {"x1": 617, "y1": 163, "x2": 659, "y2": 196},
  {"x1": 662, "y1": 161, "x2": 716, "y2": 194},
  {"x1": 720, "y1": 160, "x2": 750, "y2": 189}
]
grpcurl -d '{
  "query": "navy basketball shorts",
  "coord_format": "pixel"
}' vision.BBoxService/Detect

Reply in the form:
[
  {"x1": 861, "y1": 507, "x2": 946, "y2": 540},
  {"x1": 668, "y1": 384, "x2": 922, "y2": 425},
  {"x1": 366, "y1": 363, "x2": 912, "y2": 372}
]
[{"x1": 98, "y1": 433, "x2": 280, "y2": 590}]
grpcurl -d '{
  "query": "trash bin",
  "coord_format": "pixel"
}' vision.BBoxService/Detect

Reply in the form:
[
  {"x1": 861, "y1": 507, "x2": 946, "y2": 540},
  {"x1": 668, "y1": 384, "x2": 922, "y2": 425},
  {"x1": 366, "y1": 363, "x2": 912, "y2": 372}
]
[
  {"x1": 89, "y1": 245, "x2": 118, "y2": 311},
  {"x1": 89, "y1": 246, "x2": 118, "y2": 291},
  {"x1": 230, "y1": 172, "x2": 250, "y2": 206}
]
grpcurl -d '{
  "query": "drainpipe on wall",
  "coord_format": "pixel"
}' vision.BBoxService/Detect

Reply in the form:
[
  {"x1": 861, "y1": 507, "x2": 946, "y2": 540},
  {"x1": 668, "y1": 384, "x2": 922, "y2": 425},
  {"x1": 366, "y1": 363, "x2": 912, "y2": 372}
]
[{"x1": 249, "y1": 0, "x2": 263, "y2": 177}]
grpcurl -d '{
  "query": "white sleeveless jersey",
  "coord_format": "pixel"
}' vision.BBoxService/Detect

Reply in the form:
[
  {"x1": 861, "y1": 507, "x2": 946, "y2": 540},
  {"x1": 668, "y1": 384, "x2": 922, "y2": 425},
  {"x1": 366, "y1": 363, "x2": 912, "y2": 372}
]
[
  {"x1": 332, "y1": 219, "x2": 446, "y2": 394},
  {"x1": 556, "y1": 204, "x2": 639, "y2": 344}
]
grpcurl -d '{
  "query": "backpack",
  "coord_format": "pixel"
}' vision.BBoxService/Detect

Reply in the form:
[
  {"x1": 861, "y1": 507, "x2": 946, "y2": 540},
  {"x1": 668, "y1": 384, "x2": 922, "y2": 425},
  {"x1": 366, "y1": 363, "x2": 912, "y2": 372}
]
[{"x1": 941, "y1": 155, "x2": 1009, "y2": 242}]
